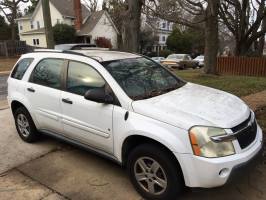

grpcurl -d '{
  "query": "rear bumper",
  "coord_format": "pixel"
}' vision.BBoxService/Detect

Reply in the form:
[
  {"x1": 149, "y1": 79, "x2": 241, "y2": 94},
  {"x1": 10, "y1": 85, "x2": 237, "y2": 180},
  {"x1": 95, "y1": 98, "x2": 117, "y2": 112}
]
[{"x1": 175, "y1": 125, "x2": 263, "y2": 188}]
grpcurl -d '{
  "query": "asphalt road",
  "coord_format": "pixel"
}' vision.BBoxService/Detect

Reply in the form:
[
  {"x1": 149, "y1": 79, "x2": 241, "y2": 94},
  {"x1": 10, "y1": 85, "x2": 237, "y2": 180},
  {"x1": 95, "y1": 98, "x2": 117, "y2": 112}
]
[{"x1": 0, "y1": 75, "x2": 8, "y2": 100}]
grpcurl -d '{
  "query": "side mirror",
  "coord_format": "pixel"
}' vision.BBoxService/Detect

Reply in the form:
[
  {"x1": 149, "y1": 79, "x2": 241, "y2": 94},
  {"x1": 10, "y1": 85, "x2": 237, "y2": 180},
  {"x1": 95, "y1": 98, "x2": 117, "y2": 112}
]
[{"x1": 84, "y1": 88, "x2": 114, "y2": 104}]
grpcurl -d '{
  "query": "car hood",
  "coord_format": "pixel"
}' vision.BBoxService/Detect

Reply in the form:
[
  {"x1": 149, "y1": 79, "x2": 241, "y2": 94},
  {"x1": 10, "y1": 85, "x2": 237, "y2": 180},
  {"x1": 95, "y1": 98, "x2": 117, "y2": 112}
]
[{"x1": 132, "y1": 83, "x2": 250, "y2": 130}]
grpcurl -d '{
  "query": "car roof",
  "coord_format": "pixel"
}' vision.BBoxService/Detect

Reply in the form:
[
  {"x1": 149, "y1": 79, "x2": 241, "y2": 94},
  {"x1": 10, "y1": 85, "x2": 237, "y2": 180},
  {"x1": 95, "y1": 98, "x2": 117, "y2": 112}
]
[
  {"x1": 29, "y1": 49, "x2": 141, "y2": 62},
  {"x1": 169, "y1": 54, "x2": 186, "y2": 56},
  {"x1": 73, "y1": 50, "x2": 141, "y2": 62},
  {"x1": 54, "y1": 43, "x2": 97, "y2": 50}
]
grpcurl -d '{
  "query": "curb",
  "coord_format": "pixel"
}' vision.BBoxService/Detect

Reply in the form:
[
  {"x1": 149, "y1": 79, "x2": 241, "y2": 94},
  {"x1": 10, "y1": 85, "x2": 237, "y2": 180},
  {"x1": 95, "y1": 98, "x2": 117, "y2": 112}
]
[{"x1": 0, "y1": 71, "x2": 10, "y2": 76}]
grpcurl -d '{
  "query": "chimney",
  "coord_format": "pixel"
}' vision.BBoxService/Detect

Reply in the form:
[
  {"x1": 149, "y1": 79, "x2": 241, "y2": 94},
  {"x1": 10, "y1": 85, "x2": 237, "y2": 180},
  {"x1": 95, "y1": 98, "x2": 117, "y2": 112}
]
[{"x1": 74, "y1": 0, "x2": 82, "y2": 30}]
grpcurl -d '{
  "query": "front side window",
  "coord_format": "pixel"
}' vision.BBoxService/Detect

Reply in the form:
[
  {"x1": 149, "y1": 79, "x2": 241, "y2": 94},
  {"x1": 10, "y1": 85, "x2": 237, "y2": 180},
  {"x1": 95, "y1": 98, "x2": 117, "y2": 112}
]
[
  {"x1": 102, "y1": 57, "x2": 186, "y2": 100},
  {"x1": 11, "y1": 58, "x2": 34, "y2": 80},
  {"x1": 67, "y1": 61, "x2": 105, "y2": 96},
  {"x1": 30, "y1": 58, "x2": 64, "y2": 89}
]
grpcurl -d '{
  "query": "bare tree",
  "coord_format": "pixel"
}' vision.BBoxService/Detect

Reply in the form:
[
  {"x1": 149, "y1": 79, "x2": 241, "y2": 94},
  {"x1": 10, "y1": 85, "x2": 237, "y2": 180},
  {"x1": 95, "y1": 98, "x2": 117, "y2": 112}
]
[
  {"x1": 219, "y1": 0, "x2": 266, "y2": 56},
  {"x1": 82, "y1": 0, "x2": 98, "y2": 12},
  {"x1": 103, "y1": 0, "x2": 125, "y2": 49},
  {"x1": 145, "y1": 0, "x2": 220, "y2": 74},
  {"x1": 121, "y1": 0, "x2": 144, "y2": 52},
  {"x1": 0, "y1": 0, "x2": 29, "y2": 40},
  {"x1": 258, "y1": 16, "x2": 266, "y2": 55}
]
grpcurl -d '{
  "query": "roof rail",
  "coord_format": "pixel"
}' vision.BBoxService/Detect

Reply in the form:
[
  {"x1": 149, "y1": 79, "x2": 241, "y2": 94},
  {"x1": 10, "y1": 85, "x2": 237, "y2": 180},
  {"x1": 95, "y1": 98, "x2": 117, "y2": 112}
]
[
  {"x1": 34, "y1": 49, "x2": 62, "y2": 53},
  {"x1": 32, "y1": 49, "x2": 100, "y2": 62}
]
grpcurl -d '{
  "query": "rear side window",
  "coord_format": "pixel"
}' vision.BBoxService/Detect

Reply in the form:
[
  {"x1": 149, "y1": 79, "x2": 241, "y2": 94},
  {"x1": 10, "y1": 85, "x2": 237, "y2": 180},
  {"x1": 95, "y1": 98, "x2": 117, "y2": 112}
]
[
  {"x1": 11, "y1": 58, "x2": 34, "y2": 80},
  {"x1": 30, "y1": 58, "x2": 64, "y2": 89}
]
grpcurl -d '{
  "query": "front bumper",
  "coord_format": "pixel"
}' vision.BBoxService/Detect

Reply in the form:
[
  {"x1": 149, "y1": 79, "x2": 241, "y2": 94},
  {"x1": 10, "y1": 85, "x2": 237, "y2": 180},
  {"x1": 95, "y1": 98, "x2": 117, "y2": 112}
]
[{"x1": 175, "y1": 125, "x2": 263, "y2": 188}]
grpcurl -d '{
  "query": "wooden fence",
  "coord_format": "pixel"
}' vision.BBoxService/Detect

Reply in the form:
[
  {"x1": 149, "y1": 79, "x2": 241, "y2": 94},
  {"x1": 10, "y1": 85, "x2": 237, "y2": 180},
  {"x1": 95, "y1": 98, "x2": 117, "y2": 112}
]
[
  {"x1": 0, "y1": 40, "x2": 35, "y2": 57},
  {"x1": 217, "y1": 57, "x2": 266, "y2": 77}
]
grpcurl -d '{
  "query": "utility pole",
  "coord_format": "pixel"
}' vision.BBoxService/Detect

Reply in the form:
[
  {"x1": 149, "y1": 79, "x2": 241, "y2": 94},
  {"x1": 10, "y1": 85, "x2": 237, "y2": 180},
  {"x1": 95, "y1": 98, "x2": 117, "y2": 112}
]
[{"x1": 42, "y1": 0, "x2": 54, "y2": 49}]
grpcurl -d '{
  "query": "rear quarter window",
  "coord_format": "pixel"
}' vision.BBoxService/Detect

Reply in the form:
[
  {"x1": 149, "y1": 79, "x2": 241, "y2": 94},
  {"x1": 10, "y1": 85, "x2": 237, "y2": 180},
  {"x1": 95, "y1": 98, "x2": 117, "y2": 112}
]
[{"x1": 11, "y1": 58, "x2": 34, "y2": 80}]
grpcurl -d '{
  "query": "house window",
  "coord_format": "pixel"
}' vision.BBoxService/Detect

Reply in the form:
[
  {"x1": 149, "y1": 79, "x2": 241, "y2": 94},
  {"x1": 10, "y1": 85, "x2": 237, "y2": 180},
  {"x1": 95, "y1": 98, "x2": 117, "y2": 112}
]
[
  {"x1": 37, "y1": 21, "x2": 40, "y2": 29},
  {"x1": 162, "y1": 22, "x2": 166, "y2": 29},
  {"x1": 162, "y1": 36, "x2": 166, "y2": 42},
  {"x1": 19, "y1": 25, "x2": 23, "y2": 31},
  {"x1": 30, "y1": 21, "x2": 34, "y2": 29},
  {"x1": 33, "y1": 39, "x2": 40, "y2": 46}
]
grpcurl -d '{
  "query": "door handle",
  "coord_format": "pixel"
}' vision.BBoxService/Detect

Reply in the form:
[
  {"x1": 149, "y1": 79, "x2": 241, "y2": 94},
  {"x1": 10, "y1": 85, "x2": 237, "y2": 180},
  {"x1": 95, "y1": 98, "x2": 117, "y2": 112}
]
[
  {"x1": 62, "y1": 98, "x2": 73, "y2": 104},
  {"x1": 27, "y1": 88, "x2": 35, "y2": 93}
]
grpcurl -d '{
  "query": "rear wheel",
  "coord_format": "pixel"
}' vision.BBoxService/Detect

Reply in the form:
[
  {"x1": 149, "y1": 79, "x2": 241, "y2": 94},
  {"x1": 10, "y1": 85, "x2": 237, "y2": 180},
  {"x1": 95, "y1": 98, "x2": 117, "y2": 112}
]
[
  {"x1": 14, "y1": 107, "x2": 39, "y2": 143},
  {"x1": 127, "y1": 144, "x2": 184, "y2": 200}
]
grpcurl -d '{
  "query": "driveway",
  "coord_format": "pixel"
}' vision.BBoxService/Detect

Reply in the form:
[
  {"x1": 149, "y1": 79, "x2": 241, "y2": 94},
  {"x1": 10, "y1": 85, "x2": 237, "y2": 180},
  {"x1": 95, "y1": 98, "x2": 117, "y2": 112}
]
[
  {"x1": 0, "y1": 108, "x2": 265, "y2": 200},
  {"x1": 0, "y1": 74, "x2": 8, "y2": 100}
]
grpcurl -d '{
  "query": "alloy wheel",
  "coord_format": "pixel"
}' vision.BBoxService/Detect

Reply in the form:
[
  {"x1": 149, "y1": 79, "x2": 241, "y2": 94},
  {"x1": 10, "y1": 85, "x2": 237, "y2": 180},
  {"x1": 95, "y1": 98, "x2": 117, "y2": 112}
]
[{"x1": 134, "y1": 157, "x2": 168, "y2": 195}]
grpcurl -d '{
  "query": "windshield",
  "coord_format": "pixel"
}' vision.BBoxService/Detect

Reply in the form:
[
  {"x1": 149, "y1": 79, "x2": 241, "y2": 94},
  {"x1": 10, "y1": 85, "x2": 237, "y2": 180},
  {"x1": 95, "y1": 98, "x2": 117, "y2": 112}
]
[
  {"x1": 102, "y1": 57, "x2": 186, "y2": 100},
  {"x1": 167, "y1": 54, "x2": 184, "y2": 59}
]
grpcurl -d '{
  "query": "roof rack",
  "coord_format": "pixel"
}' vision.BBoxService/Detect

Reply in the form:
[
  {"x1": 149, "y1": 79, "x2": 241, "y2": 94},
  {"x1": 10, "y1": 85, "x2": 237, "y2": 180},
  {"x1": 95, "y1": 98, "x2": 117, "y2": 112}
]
[{"x1": 33, "y1": 49, "x2": 100, "y2": 62}]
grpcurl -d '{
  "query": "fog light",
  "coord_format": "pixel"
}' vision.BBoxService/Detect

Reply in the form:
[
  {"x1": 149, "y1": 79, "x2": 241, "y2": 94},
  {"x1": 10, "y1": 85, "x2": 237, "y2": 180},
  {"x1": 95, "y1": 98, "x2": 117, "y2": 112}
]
[{"x1": 219, "y1": 168, "x2": 230, "y2": 177}]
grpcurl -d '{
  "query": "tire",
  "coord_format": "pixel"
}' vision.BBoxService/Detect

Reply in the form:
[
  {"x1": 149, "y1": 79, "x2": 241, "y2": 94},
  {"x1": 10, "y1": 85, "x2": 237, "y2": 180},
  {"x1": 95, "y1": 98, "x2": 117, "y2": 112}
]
[
  {"x1": 127, "y1": 144, "x2": 184, "y2": 200},
  {"x1": 14, "y1": 106, "x2": 39, "y2": 143}
]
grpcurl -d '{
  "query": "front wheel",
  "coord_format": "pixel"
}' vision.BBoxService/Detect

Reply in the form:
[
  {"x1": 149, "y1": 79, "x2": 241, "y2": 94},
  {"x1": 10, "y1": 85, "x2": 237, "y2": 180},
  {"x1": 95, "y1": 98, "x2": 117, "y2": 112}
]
[{"x1": 127, "y1": 144, "x2": 184, "y2": 200}]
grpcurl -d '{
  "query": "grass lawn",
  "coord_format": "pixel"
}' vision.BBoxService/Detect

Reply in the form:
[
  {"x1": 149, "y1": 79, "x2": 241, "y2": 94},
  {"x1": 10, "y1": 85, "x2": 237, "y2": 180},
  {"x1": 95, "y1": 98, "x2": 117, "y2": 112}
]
[
  {"x1": 0, "y1": 57, "x2": 19, "y2": 72},
  {"x1": 176, "y1": 69, "x2": 266, "y2": 97}
]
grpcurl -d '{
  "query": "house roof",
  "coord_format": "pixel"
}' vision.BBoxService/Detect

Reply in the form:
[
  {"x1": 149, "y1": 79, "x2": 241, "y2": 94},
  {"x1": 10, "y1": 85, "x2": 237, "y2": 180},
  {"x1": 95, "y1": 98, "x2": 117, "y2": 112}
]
[
  {"x1": 50, "y1": 0, "x2": 89, "y2": 19},
  {"x1": 77, "y1": 10, "x2": 119, "y2": 36},
  {"x1": 16, "y1": 0, "x2": 89, "y2": 20},
  {"x1": 77, "y1": 10, "x2": 105, "y2": 36}
]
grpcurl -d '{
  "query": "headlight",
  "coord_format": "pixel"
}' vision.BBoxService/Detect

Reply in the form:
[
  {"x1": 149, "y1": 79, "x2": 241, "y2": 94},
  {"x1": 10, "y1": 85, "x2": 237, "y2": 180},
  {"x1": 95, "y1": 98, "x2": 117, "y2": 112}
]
[{"x1": 189, "y1": 126, "x2": 235, "y2": 158}]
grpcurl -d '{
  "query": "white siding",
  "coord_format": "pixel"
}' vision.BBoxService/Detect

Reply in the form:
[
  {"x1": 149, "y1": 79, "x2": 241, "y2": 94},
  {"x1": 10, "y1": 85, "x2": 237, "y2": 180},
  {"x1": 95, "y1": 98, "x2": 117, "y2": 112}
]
[
  {"x1": 17, "y1": 19, "x2": 32, "y2": 34},
  {"x1": 20, "y1": 34, "x2": 47, "y2": 48},
  {"x1": 90, "y1": 13, "x2": 118, "y2": 49},
  {"x1": 33, "y1": 1, "x2": 65, "y2": 27}
]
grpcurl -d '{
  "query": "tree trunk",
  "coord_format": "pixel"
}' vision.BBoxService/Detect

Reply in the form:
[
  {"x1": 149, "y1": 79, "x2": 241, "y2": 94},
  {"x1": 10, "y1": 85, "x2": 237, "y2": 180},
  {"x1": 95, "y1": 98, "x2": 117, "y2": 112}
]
[
  {"x1": 121, "y1": 0, "x2": 143, "y2": 52},
  {"x1": 42, "y1": 0, "x2": 54, "y2": 49},
  {"x1": 258, "y1": 17, "x2": 266, "y2": 56},
  {"x1": 204, "y1": 0, "x2": 219, "y2": 74},
  {"x1": 11, "y1": 7, "x2": 17, "y2": 41},
  {"x1": 11, "y1": 22, "x2": 16, "y2": 41}
]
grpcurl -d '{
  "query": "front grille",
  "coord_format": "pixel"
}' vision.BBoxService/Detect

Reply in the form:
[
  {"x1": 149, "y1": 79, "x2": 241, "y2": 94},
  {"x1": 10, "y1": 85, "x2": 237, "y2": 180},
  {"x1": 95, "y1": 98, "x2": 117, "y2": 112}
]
[{"x1": 231, "y1": 113, "x2": 257, "y2": 149}]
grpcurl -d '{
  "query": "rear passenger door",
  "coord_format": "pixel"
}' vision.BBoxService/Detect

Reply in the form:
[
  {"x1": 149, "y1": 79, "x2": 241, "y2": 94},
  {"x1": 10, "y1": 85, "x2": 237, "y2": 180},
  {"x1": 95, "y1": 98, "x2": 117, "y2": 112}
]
[
  {"x1": 61, "y1": 60, "x2": 114, "y2": 154},
  {"x1": 24, "y1": 58, "x2": 65, "y2": 134}
]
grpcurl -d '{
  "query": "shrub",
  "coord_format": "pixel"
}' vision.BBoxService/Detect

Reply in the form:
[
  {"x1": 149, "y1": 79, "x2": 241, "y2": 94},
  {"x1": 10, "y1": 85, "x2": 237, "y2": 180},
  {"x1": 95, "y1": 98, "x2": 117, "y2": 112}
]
[
  {"x1": 94, "y1": 37, "x2": 112, "y2": 49},
  {"x1": 53, "y1": 24, "x2": 76, "y2": 44}
]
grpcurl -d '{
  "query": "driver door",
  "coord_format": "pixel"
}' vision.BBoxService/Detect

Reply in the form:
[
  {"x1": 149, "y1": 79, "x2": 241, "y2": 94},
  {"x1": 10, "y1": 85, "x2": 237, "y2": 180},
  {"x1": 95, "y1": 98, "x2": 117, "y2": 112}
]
[{"x1": 61, "y1": 60, "x2": 114, "y2": 154}]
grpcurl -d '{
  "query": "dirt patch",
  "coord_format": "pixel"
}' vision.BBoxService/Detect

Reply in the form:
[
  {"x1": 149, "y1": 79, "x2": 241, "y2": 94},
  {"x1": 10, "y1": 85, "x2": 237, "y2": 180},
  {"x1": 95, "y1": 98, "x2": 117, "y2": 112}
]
[
  {"x1": 256, "y1": 106, "x2": 266, "y2": 134},
  {"x1": 242, "y1": 90, "x2": 266, "y2": 111}
]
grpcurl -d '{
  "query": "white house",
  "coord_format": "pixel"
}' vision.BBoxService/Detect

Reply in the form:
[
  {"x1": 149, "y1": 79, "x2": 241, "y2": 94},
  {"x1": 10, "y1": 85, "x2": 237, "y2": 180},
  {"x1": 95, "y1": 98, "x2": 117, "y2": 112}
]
[
  {"x1": 142, "y1": 14, "x2": 174, "y2": 54},
  {"x1": 153, "y1": 19, "x2": 173, "y2": 52},
  {"x1": 16, "y1": 0, "x2": 119, "y2": 48}
]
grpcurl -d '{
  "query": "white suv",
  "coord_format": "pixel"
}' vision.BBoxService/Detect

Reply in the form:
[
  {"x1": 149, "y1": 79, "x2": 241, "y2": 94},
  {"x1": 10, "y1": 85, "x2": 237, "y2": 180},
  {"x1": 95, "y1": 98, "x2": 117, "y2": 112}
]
[{"x1": 8, "y1": 50, "x2": 263, "y2": 200}]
